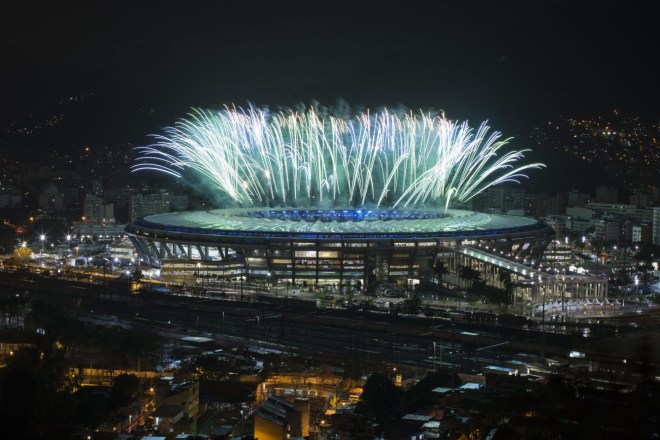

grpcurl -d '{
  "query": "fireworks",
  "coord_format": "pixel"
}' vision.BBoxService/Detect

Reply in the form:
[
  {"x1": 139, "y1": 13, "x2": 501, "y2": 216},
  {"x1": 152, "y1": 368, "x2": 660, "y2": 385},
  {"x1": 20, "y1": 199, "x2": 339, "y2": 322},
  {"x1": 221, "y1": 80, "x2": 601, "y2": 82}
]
[{"x1": 133, "y1": 105, "x2": 543, "y2": 212}]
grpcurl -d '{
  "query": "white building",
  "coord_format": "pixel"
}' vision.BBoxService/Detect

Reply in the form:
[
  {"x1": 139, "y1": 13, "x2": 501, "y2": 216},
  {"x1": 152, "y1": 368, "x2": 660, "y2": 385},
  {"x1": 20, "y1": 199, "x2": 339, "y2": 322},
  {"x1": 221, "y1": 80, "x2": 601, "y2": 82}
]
[
  {"x1": 587, "y1": 203, "x2": 654, "y2": 223},
  {"x1": 653, "y1": 207, "x2": 660, "y2": 246}
]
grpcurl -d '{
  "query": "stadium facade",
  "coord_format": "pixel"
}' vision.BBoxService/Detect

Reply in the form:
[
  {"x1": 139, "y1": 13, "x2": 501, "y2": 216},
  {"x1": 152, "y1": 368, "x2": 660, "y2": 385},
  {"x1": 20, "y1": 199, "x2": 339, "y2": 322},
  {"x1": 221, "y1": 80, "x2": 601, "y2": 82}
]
[{"x1": 126, "y1": 208, "x2": 554, "y2": 292}]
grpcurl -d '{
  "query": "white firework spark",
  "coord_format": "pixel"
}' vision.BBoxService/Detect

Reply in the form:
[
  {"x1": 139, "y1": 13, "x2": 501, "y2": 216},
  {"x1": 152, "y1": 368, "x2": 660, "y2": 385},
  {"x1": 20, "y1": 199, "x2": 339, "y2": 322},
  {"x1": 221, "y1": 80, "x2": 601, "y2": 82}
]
[{"x1": 133, "y1": 104, "x2": 544, "y2": 212}]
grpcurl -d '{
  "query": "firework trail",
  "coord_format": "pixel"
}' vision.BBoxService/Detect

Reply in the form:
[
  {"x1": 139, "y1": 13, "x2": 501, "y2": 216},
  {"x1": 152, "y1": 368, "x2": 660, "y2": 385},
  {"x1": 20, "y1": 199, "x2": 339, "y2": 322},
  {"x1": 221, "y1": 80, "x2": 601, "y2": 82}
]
[{"x1": 133, "y1": 104, "x2": 544, "y2": 212}]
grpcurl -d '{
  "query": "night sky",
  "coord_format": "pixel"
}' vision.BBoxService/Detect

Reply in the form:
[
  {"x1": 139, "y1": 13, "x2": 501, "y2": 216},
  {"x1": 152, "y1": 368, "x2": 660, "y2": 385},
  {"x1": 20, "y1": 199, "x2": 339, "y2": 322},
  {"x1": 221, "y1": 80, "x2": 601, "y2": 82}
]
[{"x1": 1, "y1": 0, "x2": 658, "y2": 149}]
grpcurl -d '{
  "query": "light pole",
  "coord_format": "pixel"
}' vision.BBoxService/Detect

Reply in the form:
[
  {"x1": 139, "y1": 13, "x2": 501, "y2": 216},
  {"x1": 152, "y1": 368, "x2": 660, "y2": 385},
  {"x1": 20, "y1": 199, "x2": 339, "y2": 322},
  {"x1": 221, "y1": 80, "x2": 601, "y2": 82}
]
[
  {"x1": 66, "y1": 234, "x2": 71, "y2": 255},
  {"x1": 40, "y1": 234, "x2": 45, "y2": 255},
  {"x1": 432, "y1": 341, "x2": 436, "y2": 371},
  {"x1": 267, "y1": 272, "x2": 272, "y2": 296}
]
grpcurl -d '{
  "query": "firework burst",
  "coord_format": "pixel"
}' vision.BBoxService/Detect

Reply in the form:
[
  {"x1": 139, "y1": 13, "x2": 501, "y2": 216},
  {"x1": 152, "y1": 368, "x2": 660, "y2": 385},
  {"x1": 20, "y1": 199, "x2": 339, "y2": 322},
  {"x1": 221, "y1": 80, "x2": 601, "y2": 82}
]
[{"x1": 133, "y1": 104, "x2": 544, "y2": 212}]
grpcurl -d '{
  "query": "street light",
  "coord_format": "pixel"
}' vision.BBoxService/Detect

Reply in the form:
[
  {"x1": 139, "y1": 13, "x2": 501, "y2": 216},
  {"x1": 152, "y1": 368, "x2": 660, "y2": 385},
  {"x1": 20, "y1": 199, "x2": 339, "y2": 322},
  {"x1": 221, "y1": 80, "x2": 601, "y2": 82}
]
[
  {"x1": 40, "y1": 234, "x2": 45, "y2": 254},
  {"x1": 66, "y1": 234, "x2": 71, "y2": 255}
]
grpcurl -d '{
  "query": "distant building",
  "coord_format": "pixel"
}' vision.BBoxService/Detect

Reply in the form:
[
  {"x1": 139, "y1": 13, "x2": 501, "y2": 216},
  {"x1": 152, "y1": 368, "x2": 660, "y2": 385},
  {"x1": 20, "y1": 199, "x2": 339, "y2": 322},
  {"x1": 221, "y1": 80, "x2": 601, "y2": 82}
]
[
  {"x1": 594, "y1": 218, "x2": 620, "y2": 242},
  {"x1": 653, "y1": 207, "x2": 660, "y2": 246},
  {"x1": 0, "y1": 330, "x2": 34, "y2": 359},
  {"x1": 90, "y1": 178, "x2": 103, "y2": 197},
  {"x1": 73, "y1": 219, "x2": 127, "y2": 241},
  {"x1": 130, "y1": 192, "x2": 189, "y2": 221},
  {"x1": 567, "y1": 189, "x2": 591, "y2": 207},
  {"x1": 471, "y1": 186, "x2": 525, "y2": 214},
  {"x1": 587, "y1": 203, "x2": 654, "y2": 224},
  {"x1": 595, "y1": 185, "x2": 618, "y2": 203},
  {"x1": 153, "y1": 404, "x2": 184, "y2": 434},
  {"x1": 632, "y1": 223, "x2": 651, "y2": 245},
  {"x1": 630, "y1": 190, "x2": 651, "y2": 208},
  {"x1": 0, "y1": 192, "x2": 21, "y2": 209},
  {"x1": 566, "y1": 206, "x2": 594, "y2": 220},
  {"x1": 566, "y1": 217, "x2": 593, "y2": 235},
  {"x1": 542, "y1": 215, "x2": 566, "y2": 238},
  {"x1": 83, "y1": 194, "x2": 114, "y2": 223},
  {"x1": 38, "y1": 184, "x2": 64, "y2": 211},
  {"x1": 154, "y1": 376, "x2": 200, "y2": 423},
  {"x1": 254, "y1": 395, "x2": 310, "y2": 440}
]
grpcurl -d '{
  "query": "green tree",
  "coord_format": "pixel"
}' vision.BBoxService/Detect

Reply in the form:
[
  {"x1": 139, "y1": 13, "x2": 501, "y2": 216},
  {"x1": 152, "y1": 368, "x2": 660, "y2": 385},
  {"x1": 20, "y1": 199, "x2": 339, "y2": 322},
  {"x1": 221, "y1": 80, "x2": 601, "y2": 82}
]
[
  {"x1": 459, "y1": 265, "x2": 480, "y2": 290},
  {"x1": 0, "y1": 224, "x2": 18, "y2": 254},
  {"x1": 131, "y1": 266, "x2": 142, "y2": 283},
  {"x1": 110, "y1": 374, "x2": 140, "y2": 407},
  {"x1": 402, "y1": 294, "x2": 422, "y2": 315},
  {"x1": 0, "y1": 295, "x2": 28, "y2": 328},
  {"x1": 433, "y1": 259, "x2": 448, "y2": 286},
  {"x1": 498, "y1": 271, "x2": 514, "y2": 304},
  {"x1": 0, "y1": 345, "x2": 76, "y2": 439},
  {"x1": 131, "y1": 267, "x2": 143, "y2": 283},
  {"x1": 359, "y1": 373, "x2": 401, "y2": 422},
  {"x1": 192, "y1": 355, "x2": 233, "y2": 380}
]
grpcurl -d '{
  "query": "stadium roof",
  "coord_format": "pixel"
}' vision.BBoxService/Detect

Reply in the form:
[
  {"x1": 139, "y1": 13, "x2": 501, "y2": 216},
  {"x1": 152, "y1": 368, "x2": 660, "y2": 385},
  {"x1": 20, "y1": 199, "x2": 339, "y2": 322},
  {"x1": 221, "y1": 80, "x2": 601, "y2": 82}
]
[{"x1": 133, "y1": 208, "x2": 542, "y2": 239}]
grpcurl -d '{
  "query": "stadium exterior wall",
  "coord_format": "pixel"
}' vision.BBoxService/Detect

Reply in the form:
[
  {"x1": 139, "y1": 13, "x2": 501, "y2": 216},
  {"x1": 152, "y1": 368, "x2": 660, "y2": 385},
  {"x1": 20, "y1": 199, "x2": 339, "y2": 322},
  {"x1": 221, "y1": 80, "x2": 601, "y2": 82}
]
[{"x1": 125, "y1": 211, "x2": 554, "y2": 293}]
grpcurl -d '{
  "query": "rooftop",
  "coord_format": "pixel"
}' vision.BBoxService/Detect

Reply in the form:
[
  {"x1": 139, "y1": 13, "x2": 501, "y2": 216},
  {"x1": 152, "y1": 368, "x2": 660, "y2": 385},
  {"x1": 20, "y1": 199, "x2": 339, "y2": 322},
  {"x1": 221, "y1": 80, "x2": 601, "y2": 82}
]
[{"x1": 134, "y1": 208, "x2": 542, "y2": 238}]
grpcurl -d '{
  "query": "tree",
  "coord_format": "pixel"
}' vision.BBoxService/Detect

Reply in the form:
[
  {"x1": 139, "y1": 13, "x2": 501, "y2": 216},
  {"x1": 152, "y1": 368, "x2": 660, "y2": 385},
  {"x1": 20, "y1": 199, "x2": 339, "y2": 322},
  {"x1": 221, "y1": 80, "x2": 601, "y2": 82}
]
[
  {"x1": 0, "y1": 345, "x2": 76, "y2": 439},
  {"x1": 359, "y1": 373, "x2": 401, "y2": 422},
  {"x1": 471, "y1": 279, "x2": 486, "y2": 295},
  {"x1": 110, "y1": 374, "x2": 140, "y2": 407},
  {"x1": 402, "y1": 294, "x2": 422, "y2": 315},
  {"x1": 3, "y1": 247, "x2": 32, "y2": 267},
  {"x1": 0, "y1": 295, "x2": 28, "y2": 328},
  {"x1": 0, "y1": 224, "x2": 19, "y2": 254},
  {"x1": 457, "y1": 264, "x2": 466, "y2": 291},
  {"x1": 131, "y1": 267, "x2": 143, "y2": 283},
  {"x1": 14, "y1": 246, "x2": 32, "y2": 261},
  {"x1": 433, "y1": 259, "x2": 448, "y2": 286},
  {"x1": 459, "y1": 265, "x2": 480, "y2": 291},
  {"x1": 498, "y1": 271, "x2": 514, "y2": 304}
]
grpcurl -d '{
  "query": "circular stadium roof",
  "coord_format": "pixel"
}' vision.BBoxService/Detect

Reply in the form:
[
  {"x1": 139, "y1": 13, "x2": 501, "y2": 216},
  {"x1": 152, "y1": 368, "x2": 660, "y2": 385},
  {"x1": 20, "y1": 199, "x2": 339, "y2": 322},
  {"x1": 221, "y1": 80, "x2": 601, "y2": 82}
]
[{"x1": 133, "y1": 208, "x2": 544, "y2": 239}]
